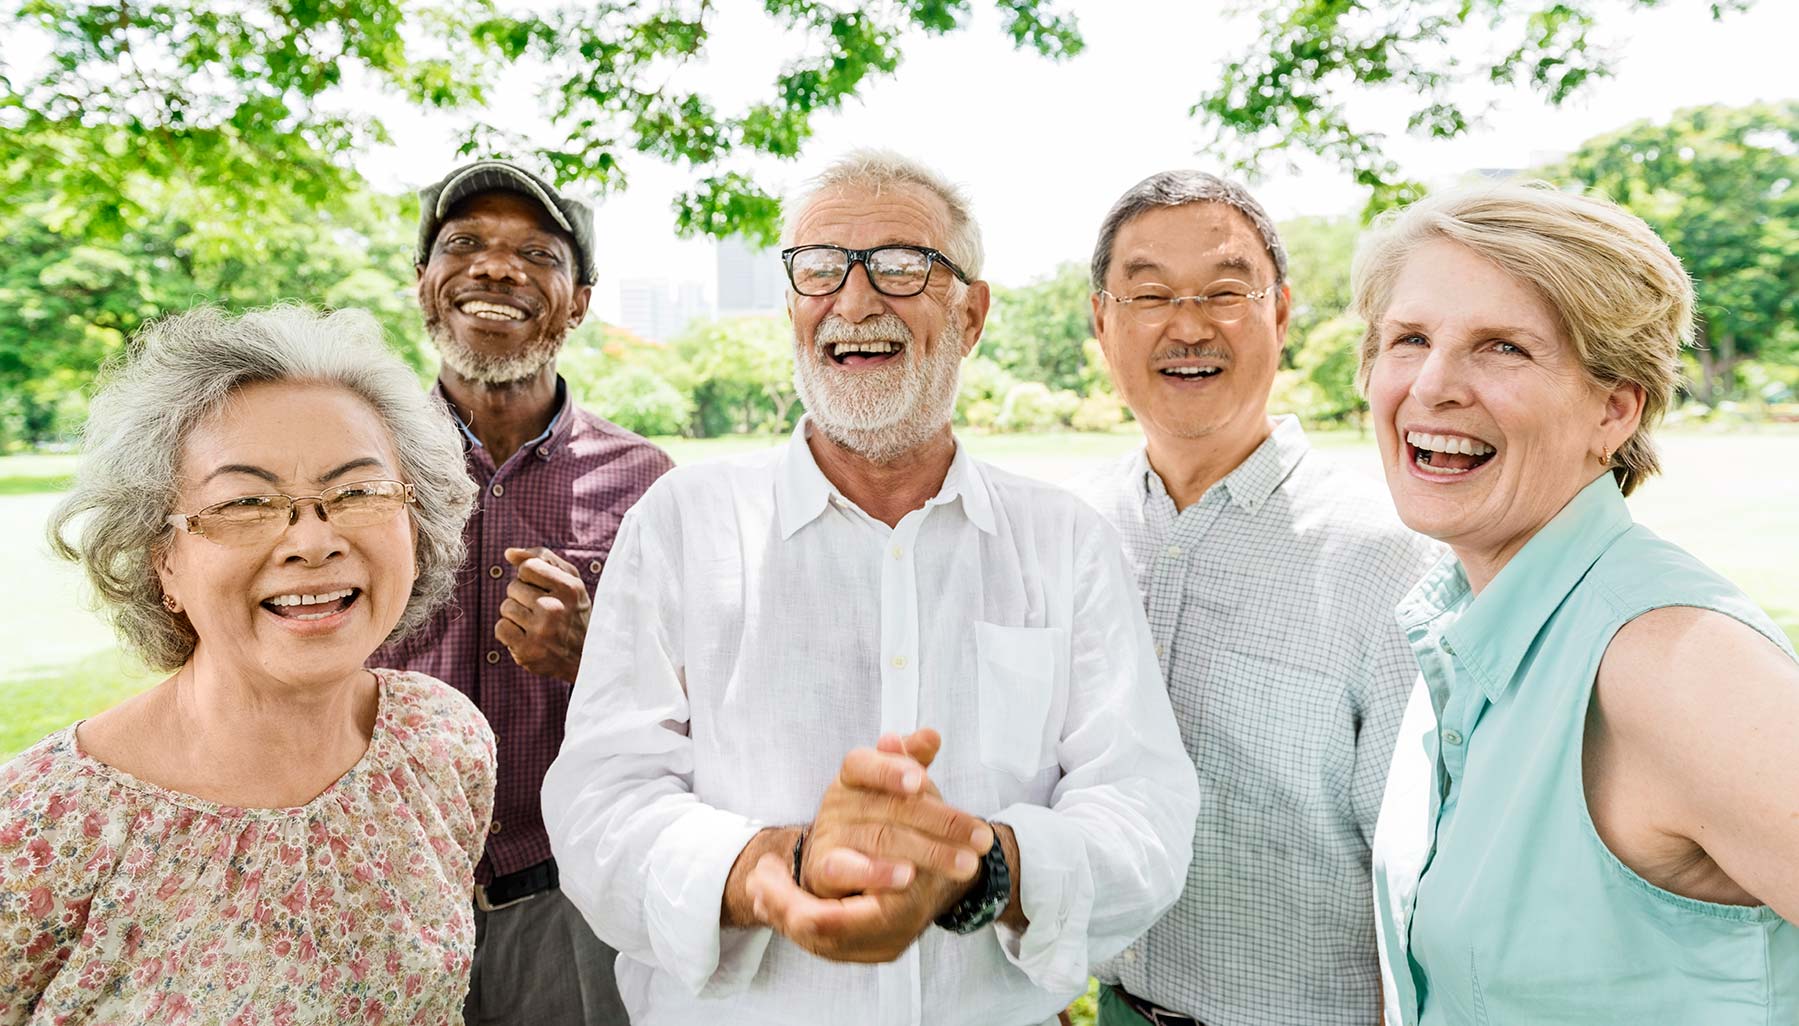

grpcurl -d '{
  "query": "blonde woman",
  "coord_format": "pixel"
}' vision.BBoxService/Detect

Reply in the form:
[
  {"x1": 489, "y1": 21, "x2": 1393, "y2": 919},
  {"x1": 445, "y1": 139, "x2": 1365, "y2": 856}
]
[{"x1": 1357, "y1": 185, "x2": 1799, "y2": 1025}]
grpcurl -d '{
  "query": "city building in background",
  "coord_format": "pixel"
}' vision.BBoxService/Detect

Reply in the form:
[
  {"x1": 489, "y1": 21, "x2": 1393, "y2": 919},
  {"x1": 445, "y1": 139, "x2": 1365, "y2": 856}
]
[
  {"x1": 617, "y1": 279, "x2": 711, "y2": 342},
  {"x1": 716, "y1": 236, "x2": 789, "y2": 317}
]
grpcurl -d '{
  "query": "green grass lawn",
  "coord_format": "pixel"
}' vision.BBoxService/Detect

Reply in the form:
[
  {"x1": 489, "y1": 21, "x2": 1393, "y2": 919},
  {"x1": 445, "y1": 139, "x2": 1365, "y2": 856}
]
[
  {"x1": 0, "y1": 452, "x2": 79, "y2": 495},
  {"x1": 3, "y1": 426, "x2": 1795, "y2": 760},
  {"x1": 0, "y1": 648, "x2": 162, "y2": 755}
]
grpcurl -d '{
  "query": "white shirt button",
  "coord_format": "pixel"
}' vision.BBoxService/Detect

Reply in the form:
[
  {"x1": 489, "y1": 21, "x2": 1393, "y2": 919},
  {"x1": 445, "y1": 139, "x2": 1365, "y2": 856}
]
[
  {"x1": 491, "y1": 483, "x2": 504, "y2": 497},
  {"x1": 1442, "y1": 729, "x2": 1464, "y2": 746},
  {"x1": 891, "y1": 655, "x2": 908, "y2": 669},
  {"x1": 891, "y1": 545, "x2": 904, "y2": 560},
  {"x1": 1166, "y1": 544, "x2": 1182, "y2": 558},
  {"x1": 1155, "y1": 644, "x2": 1165, "y2": 658}
]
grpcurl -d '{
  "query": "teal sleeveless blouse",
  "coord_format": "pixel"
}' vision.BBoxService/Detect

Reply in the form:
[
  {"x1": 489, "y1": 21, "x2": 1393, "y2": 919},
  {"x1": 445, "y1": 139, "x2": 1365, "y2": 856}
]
[{"x1": 1372, "y1": 474, "x2": 1799, "y2": 1025}]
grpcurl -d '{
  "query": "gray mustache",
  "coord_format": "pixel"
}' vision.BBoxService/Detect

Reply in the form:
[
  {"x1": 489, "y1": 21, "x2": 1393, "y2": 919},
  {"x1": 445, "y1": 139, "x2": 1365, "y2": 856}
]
[
  {"x1": 1152, "y1": 344, "x2": 1231, "y2": 364},
  {"x1": 815, "y1": 314, "x2": 913, "y2": 348}
]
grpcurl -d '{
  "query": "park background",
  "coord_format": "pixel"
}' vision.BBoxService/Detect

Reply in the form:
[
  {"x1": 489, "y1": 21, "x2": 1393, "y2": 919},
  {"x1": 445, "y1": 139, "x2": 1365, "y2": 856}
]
[{"x1": 2, "y1": 2, "x2": 1797, "y2": 1015}]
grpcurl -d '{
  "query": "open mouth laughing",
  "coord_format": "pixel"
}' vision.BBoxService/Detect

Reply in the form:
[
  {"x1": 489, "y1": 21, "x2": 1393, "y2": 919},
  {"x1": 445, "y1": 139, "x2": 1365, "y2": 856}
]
[
  {"x1": 454, "y1": 296, "x2": 533, "y2": 323},
  {"x1": 826, "y1": 339, "x2": 904, "y2": 369},
  {"x1": 1158, "y1": 365, "x2": 1221, "y2": 381},
  {"x1": 261, "y1": 588, "x2": 361, "y2": 622},
  {"x1": 1405, "y1": 430, "x2": 1497, "y2": 476}
]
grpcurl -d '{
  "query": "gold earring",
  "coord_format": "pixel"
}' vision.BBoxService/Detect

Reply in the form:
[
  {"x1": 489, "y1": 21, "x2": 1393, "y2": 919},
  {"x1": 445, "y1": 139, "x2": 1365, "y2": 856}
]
[
  {"x1": 1598, "y1": 445, "x2": 1611, "y2": 467},
  {"x1": 162, "y1": 595, "x2": 180, "y2": 613}
]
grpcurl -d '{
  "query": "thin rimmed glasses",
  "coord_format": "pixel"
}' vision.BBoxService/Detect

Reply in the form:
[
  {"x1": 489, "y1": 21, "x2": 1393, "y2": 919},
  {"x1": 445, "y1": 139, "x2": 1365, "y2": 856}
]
[
  {"x1": 781, "y1": 244, "x2": 971, "y2": 298},
  {"x1": 166, "y1": 480, "x2": 416, "y2": 547},
  {"x1": 1097, "y1": 279, "x2": 1276, "y2": 328}
]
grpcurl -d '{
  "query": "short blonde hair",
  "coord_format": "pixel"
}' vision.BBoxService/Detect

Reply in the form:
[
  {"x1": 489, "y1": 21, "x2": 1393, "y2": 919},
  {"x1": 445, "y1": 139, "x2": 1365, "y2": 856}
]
[
  {"x1": 1351, "y1": 183, "x2": 1693, "y2": 495},
  {"x1": 784, "y1": 148, "x2": 985, "y2": 281},
  {"x1": 49, "y1": 305, "x2": 477, "y2": 670}
]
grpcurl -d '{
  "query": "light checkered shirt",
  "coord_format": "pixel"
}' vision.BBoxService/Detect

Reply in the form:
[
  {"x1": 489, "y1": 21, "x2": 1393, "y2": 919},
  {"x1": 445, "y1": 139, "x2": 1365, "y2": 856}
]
[{"x1": 1075, "y1": 416, "x2": 1443, "y2": 1026}]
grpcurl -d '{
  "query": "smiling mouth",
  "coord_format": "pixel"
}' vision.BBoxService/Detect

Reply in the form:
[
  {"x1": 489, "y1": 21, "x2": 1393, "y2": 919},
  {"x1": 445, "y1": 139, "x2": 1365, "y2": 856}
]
[
  {"x1": 456, "y1": 299, "x2": 530, "y2": 323},
  {"x1": 1158, "y1": 366, "x2": 1221, "y2": 380},
  {"x1": 262, "y1": 588, "x2": 360, "y2": 621},
  {"x1": 1406, "y1": 431, "x2": 1497, "y2": 476},
  {"x1": 828, "y1": 340, "x2": 904, "y2": 367}
]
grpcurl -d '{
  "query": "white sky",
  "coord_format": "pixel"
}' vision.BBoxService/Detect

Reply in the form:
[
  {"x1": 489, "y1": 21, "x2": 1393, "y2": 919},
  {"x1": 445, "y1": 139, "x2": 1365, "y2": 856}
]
[{"x1": 350, "y1": 1, "x2": 1796, "y2": 318}]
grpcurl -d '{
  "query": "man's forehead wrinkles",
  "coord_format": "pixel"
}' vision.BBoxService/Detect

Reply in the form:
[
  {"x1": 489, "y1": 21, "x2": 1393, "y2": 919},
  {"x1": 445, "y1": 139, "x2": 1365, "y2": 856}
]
[{"x1": 792, "y1": 188, "x2": 950, "y2": 246}]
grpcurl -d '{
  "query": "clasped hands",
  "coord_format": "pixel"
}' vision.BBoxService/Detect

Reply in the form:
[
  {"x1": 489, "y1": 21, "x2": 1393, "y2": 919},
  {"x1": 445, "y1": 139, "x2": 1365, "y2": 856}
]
[{"x1": 731, "y1": 728, "x2": 1001, "y2": 963}]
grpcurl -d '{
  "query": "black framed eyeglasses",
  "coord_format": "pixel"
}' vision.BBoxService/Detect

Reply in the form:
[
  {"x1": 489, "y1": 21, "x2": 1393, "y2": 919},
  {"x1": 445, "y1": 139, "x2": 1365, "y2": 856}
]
[{"x1": 780, "y1": 244, "x2": 971, "y2": 298}]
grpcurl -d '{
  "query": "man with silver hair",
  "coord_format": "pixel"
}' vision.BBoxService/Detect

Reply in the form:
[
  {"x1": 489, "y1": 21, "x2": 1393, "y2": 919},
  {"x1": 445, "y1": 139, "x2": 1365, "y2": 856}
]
[
  {"x1": 1075, "y1": 171, "x2": 1442, "y2": 1026},
  {"x1": 544, "y1": 150, "x2": 1199, "y2": 1026},
  {"x1": 374, "y1": 160, "x2": 673, "y2": 1026}
]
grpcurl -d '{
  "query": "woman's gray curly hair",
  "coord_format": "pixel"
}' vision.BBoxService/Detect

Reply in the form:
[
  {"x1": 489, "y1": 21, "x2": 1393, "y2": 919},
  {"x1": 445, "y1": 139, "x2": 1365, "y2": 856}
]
[{"x1": 48, "y1": 304, "x2": 477, "y2": 670}]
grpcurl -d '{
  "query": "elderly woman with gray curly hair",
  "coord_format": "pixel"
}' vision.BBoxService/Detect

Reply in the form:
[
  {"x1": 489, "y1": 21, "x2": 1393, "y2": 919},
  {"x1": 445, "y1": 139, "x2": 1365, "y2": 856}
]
[{"x1": 0, "y1": 305, "x2": 490, "y2": 1025}]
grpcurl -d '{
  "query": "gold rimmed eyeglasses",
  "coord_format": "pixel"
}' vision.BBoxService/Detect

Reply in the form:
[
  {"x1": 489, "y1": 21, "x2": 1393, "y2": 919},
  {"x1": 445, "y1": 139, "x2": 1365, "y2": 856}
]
[
  {"x1": 1097, "y1": 279, "x2": 1276, "y2": 328},
  {"x1": 166, "y1": 480, "x2": 416, "y2": 547}
]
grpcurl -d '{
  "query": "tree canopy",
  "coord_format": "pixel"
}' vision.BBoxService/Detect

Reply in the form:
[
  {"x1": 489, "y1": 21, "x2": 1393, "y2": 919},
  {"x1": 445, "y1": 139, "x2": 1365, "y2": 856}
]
[
  {"x1": 0, "y1": 149, "x2": 424, "y2": 445},
  {"x1": 5, "y1": 0, "x2": 1081, "y2": 244},
  {"x1": 1539, "y1": 101, "x2": 1799, "y2": 402},
  {"x1": 1196, "y1": 0, "x2": 1757, "y2": 213}
]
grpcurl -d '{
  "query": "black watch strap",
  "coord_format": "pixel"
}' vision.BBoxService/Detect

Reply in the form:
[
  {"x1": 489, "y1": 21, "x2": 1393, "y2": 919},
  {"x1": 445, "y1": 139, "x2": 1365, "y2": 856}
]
[{"x1": 934, "y1": 829, "x2": 1009, "y2": 934}]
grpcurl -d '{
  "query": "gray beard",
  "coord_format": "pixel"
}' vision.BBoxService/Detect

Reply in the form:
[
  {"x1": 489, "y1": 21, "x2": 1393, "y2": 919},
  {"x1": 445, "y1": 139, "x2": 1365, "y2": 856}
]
[
  {"x1": 425, "y1": 310, "x2": 568, "y2": 386},
  {"x1": 792, "y1": 313, "x2": 965, "y2": 465}
]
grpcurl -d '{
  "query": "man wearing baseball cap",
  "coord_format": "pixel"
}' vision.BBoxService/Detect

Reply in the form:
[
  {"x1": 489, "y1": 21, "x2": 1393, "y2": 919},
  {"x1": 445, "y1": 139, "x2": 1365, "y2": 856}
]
[{"x1": 373, "y1": 159, "x2": 673, "y2": 1025}]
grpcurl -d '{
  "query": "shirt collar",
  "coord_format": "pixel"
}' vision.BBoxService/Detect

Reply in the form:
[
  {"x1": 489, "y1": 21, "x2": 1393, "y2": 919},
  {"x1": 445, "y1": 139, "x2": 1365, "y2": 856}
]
[
  {"x1": 775, "y1": 416, "x2": 996, "y2": 540},
  {"x1": 1136, "y1": 414, "x2": 1310, "y2": 513},
  {"x1": 432, "y1": 377, "x2": 571, "y2": 455},
  {"x1": 1405, "y1": 473, "x2": 1636, "y2": 704}
]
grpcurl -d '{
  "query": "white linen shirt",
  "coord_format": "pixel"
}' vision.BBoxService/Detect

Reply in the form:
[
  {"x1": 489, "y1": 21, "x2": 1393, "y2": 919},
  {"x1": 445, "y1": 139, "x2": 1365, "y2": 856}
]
[{"x1": 543, "y1": 420, "x2": 1199, "y2": 1026}]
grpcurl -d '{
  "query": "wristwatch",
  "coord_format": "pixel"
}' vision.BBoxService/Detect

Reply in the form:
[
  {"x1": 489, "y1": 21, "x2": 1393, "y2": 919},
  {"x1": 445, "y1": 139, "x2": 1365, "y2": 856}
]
[{"x1": 933, "y1": 829, "x2": 1010, "y2": 934}]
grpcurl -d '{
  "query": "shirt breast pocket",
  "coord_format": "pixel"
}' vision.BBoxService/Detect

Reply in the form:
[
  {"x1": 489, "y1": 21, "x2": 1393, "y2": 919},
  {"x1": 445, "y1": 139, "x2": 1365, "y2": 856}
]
[{"x1": 974, "y1": 622, "x2": 1066, "y2": 780}]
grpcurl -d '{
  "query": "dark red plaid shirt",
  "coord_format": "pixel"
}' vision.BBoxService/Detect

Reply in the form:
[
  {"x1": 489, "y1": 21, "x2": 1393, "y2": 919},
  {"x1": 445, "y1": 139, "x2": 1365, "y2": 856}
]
[{"x1": 373, "y1": 379, "x2": 672, "y2": 882}]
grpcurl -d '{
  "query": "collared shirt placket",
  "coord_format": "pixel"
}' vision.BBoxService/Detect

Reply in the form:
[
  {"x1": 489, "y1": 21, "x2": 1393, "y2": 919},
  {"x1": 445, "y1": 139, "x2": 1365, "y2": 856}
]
[
  {"x1": 1134, "y1": 481, "x2": 1227, "y2": 992},
  {"x1": 839, "y1": 490, "x2": 946, "y2": 1026},
  {"x1": 1399, "y1": 606, "x2": 1492, "y2": 991},
  {"x1": 1147, "y1": 491, "x2": 1228, "y2": 674}
]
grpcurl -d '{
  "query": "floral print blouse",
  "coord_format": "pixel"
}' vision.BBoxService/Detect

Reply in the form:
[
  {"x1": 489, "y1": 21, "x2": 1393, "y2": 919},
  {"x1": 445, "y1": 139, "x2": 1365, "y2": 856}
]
[{"x1": 0, "y1": 669, "x2": 495, "y2": 1025}]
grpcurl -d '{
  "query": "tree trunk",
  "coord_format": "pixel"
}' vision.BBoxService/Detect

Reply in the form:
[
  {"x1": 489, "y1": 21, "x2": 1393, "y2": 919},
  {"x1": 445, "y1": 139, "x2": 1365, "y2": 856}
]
[
  {"x1": 764, "y1": 384, "x2": 796, "y2": 430},
  {"x1": 1693, "y1": 325, "x2": 1721, "y2": 406},
  {"x1": 1715, "y1": 334, "x2": 1740, "y2": 401}
]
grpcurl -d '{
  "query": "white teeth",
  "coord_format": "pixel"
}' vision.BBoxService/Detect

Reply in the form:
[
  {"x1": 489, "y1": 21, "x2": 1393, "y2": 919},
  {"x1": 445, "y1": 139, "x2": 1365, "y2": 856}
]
[
  {"x1": 1161, "y1": 366, "x2": 1219, "y2": 377},
  {"x1": 457, "y1": 300, "x2": 527, "y2": 321},
  {"x1": 829, "y1": 341, "x2": 900, "y2": 355},
  {"x1": 1406, "y1": 431, "x2": 1495, "y2": 456},
  {"x1": 266, "y1": 589, "x2": 355, "y2": 607}
]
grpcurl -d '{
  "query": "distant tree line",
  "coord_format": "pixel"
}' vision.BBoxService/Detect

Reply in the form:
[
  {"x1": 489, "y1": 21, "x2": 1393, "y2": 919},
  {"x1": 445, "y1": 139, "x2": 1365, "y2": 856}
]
[{"x1": 2, "y1": 103, "x2": 1794, "y2": 447}]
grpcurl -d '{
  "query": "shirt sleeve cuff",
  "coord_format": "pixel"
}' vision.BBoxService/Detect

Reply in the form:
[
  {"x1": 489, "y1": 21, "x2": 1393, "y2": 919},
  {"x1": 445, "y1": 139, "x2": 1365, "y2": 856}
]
[
  {"x1": 989, "y1": 802, "x2": 1094, "y2": 998},
  {"x1": 644, "y1": 807, "x2": 771, "y2": 997}
]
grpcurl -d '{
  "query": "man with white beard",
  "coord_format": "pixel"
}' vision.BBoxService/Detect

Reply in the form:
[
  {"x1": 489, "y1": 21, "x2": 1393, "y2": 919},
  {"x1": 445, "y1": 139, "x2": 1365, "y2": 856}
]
[
  {"x1": 543, "y1": 150, "x2": 1200, "y2": 1026},
  {"x1": 375, "y1": 159, "x2": 672, "y2": 1026}
]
